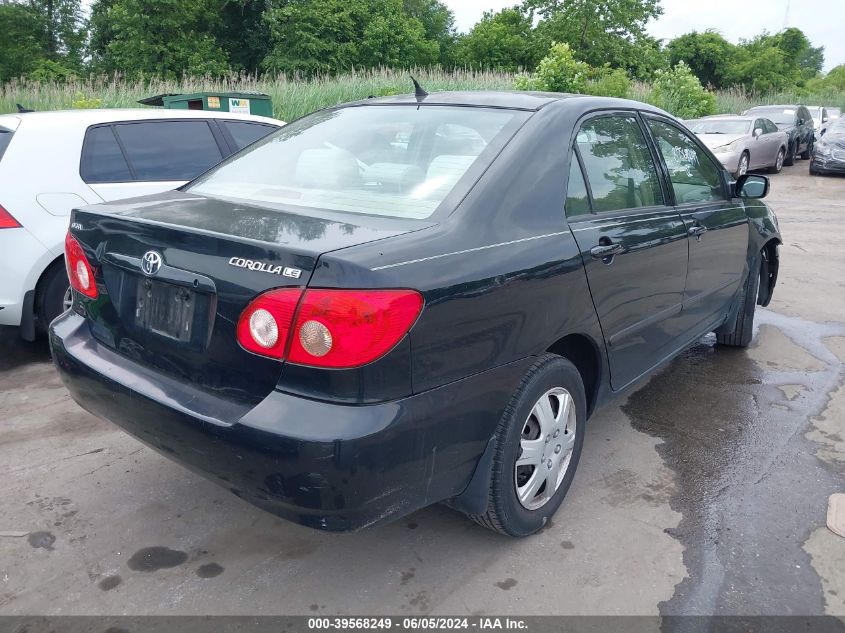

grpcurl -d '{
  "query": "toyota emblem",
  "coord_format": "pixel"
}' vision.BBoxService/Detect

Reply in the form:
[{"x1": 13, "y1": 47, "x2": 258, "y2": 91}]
[{"x1": 141, "y1": 251, "x2": 163, "y2": 276}]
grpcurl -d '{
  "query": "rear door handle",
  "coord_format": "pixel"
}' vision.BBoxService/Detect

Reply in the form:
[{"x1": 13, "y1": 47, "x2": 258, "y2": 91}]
[
  {"x1": 590, "y1": 243, "x2": 624, "y2": 259},
  {"x1": 688, "y1": 225, "x2": 708, "y2": 239}
]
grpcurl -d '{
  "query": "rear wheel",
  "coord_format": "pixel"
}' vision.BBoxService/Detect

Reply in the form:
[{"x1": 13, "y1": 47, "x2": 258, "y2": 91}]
[
  {"x1": 783, "y1": 141, "x2": 797, "y2": 166},
  {"x1": 470, "y1": 354, "x2": 585, "y2": 536},
  {"x1": 716, "y1": 254, "x2": 761, "y2": 348},
  {"x1": 769, "y1": 147, "x2": 785, "y2": 173},
  {"x1": 36, "y1": 263, "x2": 70, "y2": 332}
]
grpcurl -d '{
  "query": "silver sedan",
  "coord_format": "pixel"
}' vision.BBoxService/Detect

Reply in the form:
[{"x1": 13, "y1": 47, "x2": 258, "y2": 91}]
[{"x1": 685, "y1": 116, "x2": 789, "y2": 177}]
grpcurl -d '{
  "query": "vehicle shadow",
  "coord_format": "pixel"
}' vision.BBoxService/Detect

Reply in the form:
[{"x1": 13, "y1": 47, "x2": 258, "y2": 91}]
[{"x1": 0, "y1": 326, "x2": 52, "y2": 373}]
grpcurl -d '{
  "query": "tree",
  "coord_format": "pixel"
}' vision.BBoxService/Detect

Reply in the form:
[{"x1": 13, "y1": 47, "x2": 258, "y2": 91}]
[
  {"x1": 527, "y1": 0, "x2": 663, "y2": 75},
  {"x1": 773, "y1": 27, "x2": 823, "y2": 80},
  {"x1": 457, "y1": 6, "x2": 541, "y2": 72},
  {"x1": 667, "y1": 31, "x2": 736, "y2": 89},
  {"x1": 403, "y1": 0, "x2": 457, "y2": 66},
  {"x1": 650, "y1": 61, "x2": 715, "y2": 118},
  {"x1": 29, "y1": 0, "x2": 86, "y2": 70},
  {"x1": 262, "y1": 0, "x2": 439, "y2": 74},
  {"x1": 514, "y1": 42, "x2": 589, "y2": 92},
  {"x1": 0, "y1": 2, "x2": 47, "y2": 82},
  {"x1": 217, "y1": 0, "x2": 272, "y2": 74},
  {"x1": 89, "y1": 0, "x2": 230, "y2": 78},
  {"x1": 729, "y1": 33, "x2": 798, "y2": 92}
]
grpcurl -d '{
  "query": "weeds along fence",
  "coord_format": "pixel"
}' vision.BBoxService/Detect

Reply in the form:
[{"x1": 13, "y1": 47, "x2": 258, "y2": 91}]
[{"x1": 2, "y1": 68, "x2": 844, "y2": 121}]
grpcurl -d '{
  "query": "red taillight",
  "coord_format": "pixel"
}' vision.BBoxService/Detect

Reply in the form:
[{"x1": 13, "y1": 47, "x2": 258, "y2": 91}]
[
  {"x1": 0, "y1": 205, "x2": 20, "y2": 229},
  {"x1": 64, "y1": 232, "x2": 98, "y2": 298},
  {"x1": 236, "y1": 288, "x2": 423, "y2": 368},
  {"x1": 236, "y1": 288, "x2": 302, "y2": 359}
]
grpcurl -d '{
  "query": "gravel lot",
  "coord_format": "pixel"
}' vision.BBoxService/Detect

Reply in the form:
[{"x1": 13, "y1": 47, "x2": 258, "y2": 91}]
[{"x1": 0, "y1": 164, "x2": 843, "y2": 617}]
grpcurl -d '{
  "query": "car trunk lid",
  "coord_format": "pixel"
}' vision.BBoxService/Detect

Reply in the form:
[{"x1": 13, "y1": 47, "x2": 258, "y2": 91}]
[{"x1": 70, "y1": 191, "x2": 420, "y2": 406}]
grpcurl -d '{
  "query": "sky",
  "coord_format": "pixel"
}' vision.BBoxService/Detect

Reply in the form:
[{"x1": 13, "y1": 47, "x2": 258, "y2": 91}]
[{"x1": 444, "y1": 0, "x2": 844, "y2": 72}]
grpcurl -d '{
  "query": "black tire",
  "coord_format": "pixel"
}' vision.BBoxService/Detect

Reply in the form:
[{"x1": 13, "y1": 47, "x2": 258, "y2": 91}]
[
  {"x1": 769, "y1": 147, "x2": 785, "y2": 174},
  {"x1": 716, "y1": 255, "x2": 761, "y2": 348},
  {"x1": 470, "y1": 354, "x2": 586, "y2": 537},
  {"x1": 810, "y1": 163, "x2": 820, "y2": 176},
  {"x1": 783, "y1": 141, "x2": 796, "y2": 166},
  {"x1": 800, "y1": 139, "x2": 813, "y2": 160},
  {"x1": 36, "y1": 262, "x2": 70, "y2": 332}
]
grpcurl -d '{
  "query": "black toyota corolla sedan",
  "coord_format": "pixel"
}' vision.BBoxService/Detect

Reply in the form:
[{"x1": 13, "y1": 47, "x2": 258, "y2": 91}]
[{"x1": 50, "y1": 92, "x2": 781, "y2": 536}]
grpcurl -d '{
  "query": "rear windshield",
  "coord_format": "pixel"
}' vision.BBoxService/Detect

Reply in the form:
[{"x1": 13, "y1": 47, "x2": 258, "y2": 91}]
[
  {"x1": 686, "y1": 119, "x2": 751, "y2": 135},
  {"x1": 0, "y1": 128, "x2": 13, "y2": 161},
  {"x1": 747, "y1": 108, "x2": 796, "y2": 126},
  {"x1": 189, "y1": 105, "x2": 525, "y2": 220}
]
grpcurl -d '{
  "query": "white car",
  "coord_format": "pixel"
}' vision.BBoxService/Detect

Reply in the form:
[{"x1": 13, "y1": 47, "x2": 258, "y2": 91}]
[
  {"x1": 0, "y1": 108, "x2": 283, "y2": 339},
  {"x1": 807, "y1": 106, "x2": 831, "y2": 132}
]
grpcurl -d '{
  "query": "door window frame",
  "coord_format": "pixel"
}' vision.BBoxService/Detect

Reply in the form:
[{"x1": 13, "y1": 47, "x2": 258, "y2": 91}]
[
  {"x1": 565, "y1": 109, "x2": 673, "y2": 223},
  {"x1": 641, "y1": 113, "x2": 730, "y2": 207}
]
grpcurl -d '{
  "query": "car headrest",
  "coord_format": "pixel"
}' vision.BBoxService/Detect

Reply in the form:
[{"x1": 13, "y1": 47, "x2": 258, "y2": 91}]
[
  {"x1": 362, "y1": 163, "x2": 425, "y2": 192},
  {"x1": 295, "y1": 148, "x2": 360, "y2": 189}
]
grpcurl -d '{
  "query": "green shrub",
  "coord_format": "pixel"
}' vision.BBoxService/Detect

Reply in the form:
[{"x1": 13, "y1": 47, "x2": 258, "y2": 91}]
[
  {"x1": 586, "y1": 67, "x2": 631, "y2": 98},
  {"x1": 649, "y1": 61, "x2": 716, "y2": 118},
  {"x1": 513, "y1": 42, "x2": 589, "y2": 93},
  {"x1": 28, "y1": 60, "x2": 77, "y2": 83},
  {"x1": 71, "y1": 92, "x2": 103, "y2": 109}
]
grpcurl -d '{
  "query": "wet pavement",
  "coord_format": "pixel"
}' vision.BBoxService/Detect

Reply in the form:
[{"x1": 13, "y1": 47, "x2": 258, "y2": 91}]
[{"x1": 0, "y1": 167, "x2": 843, "y2": 617}]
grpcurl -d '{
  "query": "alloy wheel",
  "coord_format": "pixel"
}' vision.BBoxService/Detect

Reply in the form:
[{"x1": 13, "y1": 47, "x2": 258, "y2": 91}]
[
  {"x1": 776, "y1": 149, "x2": 784, "y2": 171},
  {"x1": 62, "y1": 287, "x2": 73, "y2": 312},
  {"x1": 738, "y1": 154, "x2": 749, "y2": 176},
  {"x1": 514, "y1": 387, "x2": 577, "y2": 510}
]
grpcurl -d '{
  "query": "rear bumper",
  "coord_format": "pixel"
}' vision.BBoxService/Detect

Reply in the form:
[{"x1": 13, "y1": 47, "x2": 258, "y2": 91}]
[{"x1": 50, "y1": 312, "x2": 529, "y2": 531}]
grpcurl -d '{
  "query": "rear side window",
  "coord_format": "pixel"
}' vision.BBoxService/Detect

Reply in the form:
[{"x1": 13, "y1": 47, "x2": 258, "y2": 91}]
[
  {"x1": 647, "y1": 119, "x2": 725, "y2": 205},
  {"x1": 0, "y1": 128, "x2": 14, "y2": 162},
  {"x1": 224, "y1": 121, "x2": 277, "y2": 150},
  {"x1": 80, "y1": 126, "x2": 133, "y2": 183},
  {"x1": 565, "y1": 157, "x2": 591, "y2": 217},
  {"x1": 114, "y1": 121, "x2": 223, "y2": 181},
  {"x1": 575, "y1": 116, "x2": 664, "y2": 213}
]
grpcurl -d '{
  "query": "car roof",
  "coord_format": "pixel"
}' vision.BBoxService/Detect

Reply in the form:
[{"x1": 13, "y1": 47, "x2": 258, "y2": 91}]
[
  {"x1": 338, "y1": 90, "x2": 671, "y2": 115},
  {"x1": 746, "y1": 104, "x2": 803, "y2": 110},
  {"x1": 10, "y1": 108, "x2": 283, "y2": 129},
  {"x1": 696, "y1": 115, "x2": 753, "y2": 121}
]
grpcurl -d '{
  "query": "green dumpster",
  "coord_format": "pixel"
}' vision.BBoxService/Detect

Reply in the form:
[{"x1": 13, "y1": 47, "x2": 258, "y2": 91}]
[{"x1": 138, "y1": 92, "x2": 273, "y2": 117}]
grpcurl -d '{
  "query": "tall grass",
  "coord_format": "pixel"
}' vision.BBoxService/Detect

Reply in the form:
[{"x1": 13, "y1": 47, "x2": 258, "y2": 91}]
[
  {"x1": 0, "y1": 68, "x2": 516, "y2": 122},
  {"x1": 2, "y1": 68, "x2": 843, "y2": 120}
]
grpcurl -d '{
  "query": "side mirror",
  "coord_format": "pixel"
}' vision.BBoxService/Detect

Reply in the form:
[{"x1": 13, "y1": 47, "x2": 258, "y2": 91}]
[
  {"x1": 735, "y1": 174, "x2": 769, "y2": 199},
  {"x1": 753, "y1": 128, "x2": 763, "y2": 138}
]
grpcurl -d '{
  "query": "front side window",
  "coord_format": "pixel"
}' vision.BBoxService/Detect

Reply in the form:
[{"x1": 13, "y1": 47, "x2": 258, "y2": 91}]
[
  {"x1": 647, "y1": 119, "x2": 725, "y2": 205},
  {"x1": 575, "y1": 115, "x2": 663, "y2": 213},
  {"x1": 114, "y1": 121, "x2": 223, "y2": 181},
  {"x1": 565, "y1": 156, "x2": 591, "y2": 217},
  {"x1": 190, "y1": 106, "x2": 524, "y2": 220}
]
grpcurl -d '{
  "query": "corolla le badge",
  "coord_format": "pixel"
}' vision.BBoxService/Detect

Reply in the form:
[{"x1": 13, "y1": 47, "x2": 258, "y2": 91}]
[
  {"x1": 228, "y1": 257, "x2": 302, "y2": 279},
  {"x1": 141, "y1": 251, "x2": 163, "y2": 276}
]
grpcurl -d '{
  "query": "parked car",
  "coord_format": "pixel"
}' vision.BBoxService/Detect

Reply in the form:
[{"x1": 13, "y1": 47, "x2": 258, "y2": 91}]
[
  {"x1": 0, "y1": 108, "x2": 284, "y2": 340},
  {"x1": 810, "y1": 116, "x2": 845, "y2": 175},
  {"x1": 807, "y1": 106, "x2": 831, "y2": 132},
  {"x1": 686, "y1": 116, "x2": 788, "y2": 176},
  {"x1": 50, "y1": 92, "x2": 781, "y2": 536},
  {"x1": 742, "y1": 104, "x2": 815, "y2": 166}
]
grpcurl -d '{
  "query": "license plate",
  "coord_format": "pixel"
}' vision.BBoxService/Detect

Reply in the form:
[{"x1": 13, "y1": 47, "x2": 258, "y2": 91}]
[{"x1": 135, "y1": 278, "x2": 196, "y2": 342}]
